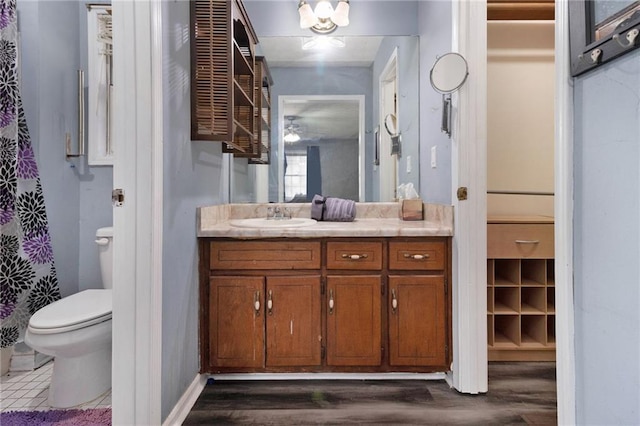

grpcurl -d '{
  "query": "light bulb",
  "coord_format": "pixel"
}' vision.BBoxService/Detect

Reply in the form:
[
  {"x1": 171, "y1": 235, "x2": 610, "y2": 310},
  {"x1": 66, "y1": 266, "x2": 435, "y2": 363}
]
[
  {"x1": 314, "y1": 0, "x2": 334, "y2": 19},
  {"x1": 298, "y1": 1, "x2": 319, "y2": 29},
  {"x1": 332, "y1": 0, "x2": 349, "y2": 27}
]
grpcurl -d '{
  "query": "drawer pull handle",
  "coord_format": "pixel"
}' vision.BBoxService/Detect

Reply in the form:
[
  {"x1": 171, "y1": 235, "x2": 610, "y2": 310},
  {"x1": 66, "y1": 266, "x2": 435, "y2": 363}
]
[
  {"x1": 329, "y1": 289, "x2": 335, "y2": 315},
  {"x1": 404, "y1": 253, "x2": 430, "y2": 260},
  {"x1": 267, "y1": 290, "x2": 273, "y2": 316},
  {"x1": 342, "y1": 253, "x2": 368, "y2": 260},
  {"x1": 254, "y1": 291, "x2": 261, "y2": 316},
  {"x1": 515, "y1": 240, "x2": 540, "y2": 244},
  {"x1": 391, "y1": 289, "x2": 398, "y2": 314}
]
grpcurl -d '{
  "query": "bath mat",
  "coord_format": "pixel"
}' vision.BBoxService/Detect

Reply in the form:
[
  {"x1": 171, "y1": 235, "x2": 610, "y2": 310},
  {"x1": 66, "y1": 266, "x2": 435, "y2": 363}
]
[{"x1": 0, "y1": 408, "x2": 111, "y2": 425}]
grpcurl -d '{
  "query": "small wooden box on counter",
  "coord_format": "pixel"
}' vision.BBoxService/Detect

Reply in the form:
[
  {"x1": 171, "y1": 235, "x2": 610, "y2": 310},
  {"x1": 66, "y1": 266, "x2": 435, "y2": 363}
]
[{"x1": 401, "y1": 199, "x2": 424, "y2": 221}]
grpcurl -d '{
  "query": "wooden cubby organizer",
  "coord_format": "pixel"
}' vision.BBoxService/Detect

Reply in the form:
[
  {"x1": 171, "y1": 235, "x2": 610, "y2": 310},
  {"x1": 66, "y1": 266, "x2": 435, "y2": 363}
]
[{"x1": 487, "y1": 216, "x2": 555, "y2": 361}]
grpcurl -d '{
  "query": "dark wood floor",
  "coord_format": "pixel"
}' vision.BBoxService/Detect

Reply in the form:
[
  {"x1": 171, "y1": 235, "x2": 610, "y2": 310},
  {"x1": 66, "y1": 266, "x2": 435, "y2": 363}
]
[{"x1": 183, "y1": 362, "x2": 557, "y2": 425}]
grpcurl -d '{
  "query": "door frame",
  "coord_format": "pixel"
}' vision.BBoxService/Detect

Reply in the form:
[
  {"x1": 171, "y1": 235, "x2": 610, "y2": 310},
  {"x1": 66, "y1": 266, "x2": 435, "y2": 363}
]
[
  {"x1": 111, "y1": 1, "x2": 163, "y2": 424},
  {"x1": 461, "y1": 0, "x2": 576, "y2": 422},
  {"x1": 552, "y1": 0, "x2": 576, "y2": 423},
  {"x1": 449, "y1": 0, "x2": 488, "y2": 394},
  {"x1": 378, "y1": 47, "x2": 398, "y2": 202},
  {"x1": 113, "y1": 0, "x2": 576, "y2": 423}
]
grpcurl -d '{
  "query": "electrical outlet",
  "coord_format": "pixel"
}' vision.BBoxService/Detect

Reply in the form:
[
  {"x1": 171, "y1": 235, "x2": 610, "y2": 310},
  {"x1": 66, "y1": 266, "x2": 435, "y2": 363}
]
[
  {"x1": 431, "y1": 146, "x2": 437, "y2": 168},
  {"x1": 406, "y1": 155, "x2": 411, "y2": 173}
]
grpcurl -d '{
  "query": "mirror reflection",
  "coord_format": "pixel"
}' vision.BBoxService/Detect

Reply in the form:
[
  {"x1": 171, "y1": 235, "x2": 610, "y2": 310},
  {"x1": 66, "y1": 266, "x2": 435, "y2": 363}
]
[
  {"x1": 230, "y1": 35, "x2": 420, "y2": 203},
  {"x1": 279, "y1": 96, "x2": 363, "y2": 203}
]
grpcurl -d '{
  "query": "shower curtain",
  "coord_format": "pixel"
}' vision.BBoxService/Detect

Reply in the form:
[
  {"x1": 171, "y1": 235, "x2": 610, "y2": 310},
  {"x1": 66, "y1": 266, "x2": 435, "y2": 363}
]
[{"x1": 0, "y1": 0, "x2": 60, "y2": 349}]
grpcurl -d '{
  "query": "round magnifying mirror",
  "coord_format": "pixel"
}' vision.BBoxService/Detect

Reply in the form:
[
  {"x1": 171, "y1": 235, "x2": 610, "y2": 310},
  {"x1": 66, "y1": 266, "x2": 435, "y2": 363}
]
[
  {"x1": 430, "y1": 52, "x2": 468, "y2": 94},
  {"x1": 384, "y1": 113, "x2": 397, "y2": 136}
]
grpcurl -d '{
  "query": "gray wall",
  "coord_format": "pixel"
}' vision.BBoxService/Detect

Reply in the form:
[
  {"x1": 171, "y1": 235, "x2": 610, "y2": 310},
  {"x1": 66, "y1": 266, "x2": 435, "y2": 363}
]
[
  {"x1": 573, "y1": 50, "x2": 640, "y2": 425},
  {"x1": 77, "y1": 1, "x2": 114, "y2": 291},
  {"x1": 160, "y1": 2, "x2": 228, "y2": 421},
  {"x1": 17, "y1": 1, "x2": 114, "y2": 299},
  {"x1": 418, "y1": 0, "x2": 452, "y2": 204}
]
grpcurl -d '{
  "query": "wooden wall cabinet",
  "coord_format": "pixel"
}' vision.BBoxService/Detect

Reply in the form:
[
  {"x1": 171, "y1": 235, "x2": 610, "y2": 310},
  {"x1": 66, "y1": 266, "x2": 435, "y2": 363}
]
[
  {"x1": 200, "y1": 237, "x2": 452, "y2": 374},
  {"x1": 487, "y1": 217, "x2": 555, "y2": 361},
  {"x1": 248, "y1": 56, "x2": 272, "y2": 164},
  {"x1": 190, "y1": 0, "x2": 260, "y2": 156}
]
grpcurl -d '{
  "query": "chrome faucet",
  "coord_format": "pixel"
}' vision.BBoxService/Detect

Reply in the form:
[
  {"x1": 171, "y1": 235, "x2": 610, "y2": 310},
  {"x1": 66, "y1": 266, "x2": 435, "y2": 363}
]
[{"x1": 266, "y1": 205, "x2": 291, "y2": 220}]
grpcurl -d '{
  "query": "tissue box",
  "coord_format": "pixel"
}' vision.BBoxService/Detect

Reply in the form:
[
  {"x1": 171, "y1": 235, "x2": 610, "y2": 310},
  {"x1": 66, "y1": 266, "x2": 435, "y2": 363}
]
[{"x1": 401, "y1": 199, "x2": 423, "y2": 221}]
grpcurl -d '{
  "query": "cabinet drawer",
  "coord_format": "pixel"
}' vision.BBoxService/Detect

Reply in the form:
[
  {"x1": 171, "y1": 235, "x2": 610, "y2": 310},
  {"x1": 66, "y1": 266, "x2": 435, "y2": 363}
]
[
  {"x1": 210, "y1": 241, "x2": 321, "y2": 270},
  {"x1": 389, "y1": 241, "x2": 445, "y2": 271},
  {"x1": 487, "y1": 224, "x2": 554, "y2": 259},
  {"x1": 326, "y1": 242, "x2": 383, "y2": 270}
]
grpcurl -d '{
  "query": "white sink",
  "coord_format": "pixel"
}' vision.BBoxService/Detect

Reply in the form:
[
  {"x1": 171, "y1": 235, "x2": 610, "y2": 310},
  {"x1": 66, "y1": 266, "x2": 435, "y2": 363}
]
[{"x1": 229, "y1": 218, "x2": 317, "y2": 229}]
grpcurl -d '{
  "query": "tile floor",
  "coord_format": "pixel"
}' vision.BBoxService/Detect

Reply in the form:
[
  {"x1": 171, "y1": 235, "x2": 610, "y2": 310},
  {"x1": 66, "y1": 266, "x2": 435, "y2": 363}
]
[{"x1": 0, "y1": 361, "x2": 111, "y2": 412}]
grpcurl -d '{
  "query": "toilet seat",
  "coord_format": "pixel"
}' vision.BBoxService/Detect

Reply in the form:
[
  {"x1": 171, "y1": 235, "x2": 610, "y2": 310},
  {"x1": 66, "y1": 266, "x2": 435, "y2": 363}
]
[{"x1": 28, "y1": 289, "x2": 112, "y2": 335}]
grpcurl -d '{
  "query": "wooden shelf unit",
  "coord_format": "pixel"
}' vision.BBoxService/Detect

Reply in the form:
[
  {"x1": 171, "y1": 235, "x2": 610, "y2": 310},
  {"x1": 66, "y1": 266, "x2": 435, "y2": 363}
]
[
  {"x1": 191, "y1": 0, "x2": 261, "y2": 157},
  {"x1": 248, "y1": 56, "x2": 273, "y2": 164},
  {"x1": 487, "y1": 216, "x2": 555, "y2": 361}
]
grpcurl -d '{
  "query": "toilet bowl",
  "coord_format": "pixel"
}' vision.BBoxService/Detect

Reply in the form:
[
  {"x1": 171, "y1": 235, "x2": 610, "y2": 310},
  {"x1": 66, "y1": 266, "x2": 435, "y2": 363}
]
[{"x1": 24, "y1": 227, "x2": 113, "y2": 408}]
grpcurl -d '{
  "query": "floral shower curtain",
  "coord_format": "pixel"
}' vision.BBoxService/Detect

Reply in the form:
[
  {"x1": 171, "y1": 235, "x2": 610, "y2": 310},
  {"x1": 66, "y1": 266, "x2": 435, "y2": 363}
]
[{"x1": 0, "y1": 0, "x2": 60, "y2": 349}]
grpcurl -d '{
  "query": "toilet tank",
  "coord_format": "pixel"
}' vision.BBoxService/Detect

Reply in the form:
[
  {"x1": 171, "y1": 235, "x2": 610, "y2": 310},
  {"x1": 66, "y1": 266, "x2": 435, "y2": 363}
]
[{"x1": 95, "y1": 227, "x2": 113, "y2": 289}]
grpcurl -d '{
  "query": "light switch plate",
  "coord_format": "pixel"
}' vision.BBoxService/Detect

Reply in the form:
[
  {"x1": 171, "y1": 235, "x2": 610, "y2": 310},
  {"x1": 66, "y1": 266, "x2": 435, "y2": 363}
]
[{"x1": 431, "y1": 146, "x2": 437, "y2": 168}]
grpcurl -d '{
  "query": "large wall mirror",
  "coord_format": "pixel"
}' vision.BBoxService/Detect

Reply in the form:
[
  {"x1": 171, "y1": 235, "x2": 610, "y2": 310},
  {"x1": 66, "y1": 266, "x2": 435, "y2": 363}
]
[{"x1": 229, "y1": 33, "x2": 420, "y2": 203}]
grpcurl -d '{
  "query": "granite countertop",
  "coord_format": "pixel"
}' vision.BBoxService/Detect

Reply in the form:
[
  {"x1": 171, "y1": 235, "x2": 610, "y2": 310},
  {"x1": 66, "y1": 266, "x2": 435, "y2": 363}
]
[{"x1": 197, "y1": 202, "x2": 454, "y2": 239}]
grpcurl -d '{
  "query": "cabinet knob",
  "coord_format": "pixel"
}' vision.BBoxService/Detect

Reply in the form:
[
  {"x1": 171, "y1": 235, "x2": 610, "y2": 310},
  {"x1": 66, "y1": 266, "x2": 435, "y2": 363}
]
[
  {"x1": 267, "y1": 290, "x2": 273, "y2": 315},
  {"x1": 403, "y1": 253, "x2": 430, "y2": 260},
  {"x1": 342, "y1": 253, "x2": 368, "y2": 260},
  {"x1": 391, "y1": 289, "x2": 398, "y2": 314},
  {"x1": 254, "y1": 291, "x2": 261, "y2": 316},
  {"x1": 329, "y1": 289, "x2": 335, "y2": 315}
]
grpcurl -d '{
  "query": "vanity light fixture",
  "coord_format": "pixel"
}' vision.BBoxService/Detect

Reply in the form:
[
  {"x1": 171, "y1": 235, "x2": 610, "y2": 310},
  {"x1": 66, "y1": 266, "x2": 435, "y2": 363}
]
[{"x1": 298, "y1": 0, "x2": 350, "y2": 34}]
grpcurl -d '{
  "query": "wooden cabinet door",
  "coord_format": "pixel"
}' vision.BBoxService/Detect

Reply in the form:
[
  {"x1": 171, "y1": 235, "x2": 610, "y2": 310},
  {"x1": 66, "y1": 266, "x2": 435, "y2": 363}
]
[
  {"x1": 210, "y1": 276, "x2": 265, "y2": 368},
  {"x1": 266, "y1": 276, "x2": 321, "y2": 367},
  {"x1": 326, "y1": 275, "x2": 382, "y2": 366},
  {"x1": 388, "y1": 275, "x2": 446, "y2": 367}
]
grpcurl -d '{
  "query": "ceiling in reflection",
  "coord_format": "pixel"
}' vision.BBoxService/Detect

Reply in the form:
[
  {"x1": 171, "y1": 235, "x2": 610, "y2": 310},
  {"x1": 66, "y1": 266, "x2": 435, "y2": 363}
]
[
  {"x1": 257, "y1": 36, "x2": 383, "y2": 67},
  {"x1": 282, "y1": 98, "x2": 360, "y2": 143}
]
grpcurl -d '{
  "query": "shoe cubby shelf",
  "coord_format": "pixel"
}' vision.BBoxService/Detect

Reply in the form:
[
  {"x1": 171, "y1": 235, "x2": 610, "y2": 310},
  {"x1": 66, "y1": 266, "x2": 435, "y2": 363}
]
[{"x1": 487, "y1": 218, "x2": 555, "y2": 361}]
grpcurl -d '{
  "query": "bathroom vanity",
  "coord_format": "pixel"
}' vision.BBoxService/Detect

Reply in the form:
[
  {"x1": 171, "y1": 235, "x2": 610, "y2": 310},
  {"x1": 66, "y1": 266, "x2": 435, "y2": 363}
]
[{"x1": 197, "y1": 203, "x2": 453, "y2": 374}]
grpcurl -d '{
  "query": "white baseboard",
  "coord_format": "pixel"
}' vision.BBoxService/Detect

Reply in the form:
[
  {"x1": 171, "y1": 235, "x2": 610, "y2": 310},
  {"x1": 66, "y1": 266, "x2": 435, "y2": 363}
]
[
  {"x1": 209, "y1": 372, "x2": 447, "y2": 381},
  {"x1": 162, "y1": 374, "x2": 206, "y2": 426}
]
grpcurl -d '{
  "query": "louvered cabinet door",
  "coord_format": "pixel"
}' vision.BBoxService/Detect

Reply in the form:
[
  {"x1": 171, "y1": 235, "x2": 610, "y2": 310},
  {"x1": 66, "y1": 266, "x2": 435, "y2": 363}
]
[
  {"x1": 190, "y1": 0, "x2": 232, "y2": 141},
  {"x1": 190, "y1": 0, "x2": 258, "y2": 155}
]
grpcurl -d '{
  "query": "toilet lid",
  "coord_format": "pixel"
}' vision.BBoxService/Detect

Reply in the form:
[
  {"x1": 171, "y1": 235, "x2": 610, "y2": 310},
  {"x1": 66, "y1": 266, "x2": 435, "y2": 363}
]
[{"x1": 28, "y1": 289, "x2": 112, "y2": 334}]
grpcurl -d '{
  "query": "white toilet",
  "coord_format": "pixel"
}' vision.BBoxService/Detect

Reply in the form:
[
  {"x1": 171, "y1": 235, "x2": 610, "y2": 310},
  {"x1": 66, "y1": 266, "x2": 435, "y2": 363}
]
[{"x1": 25, "y1": 227, "x2": 113, "y2": 408}]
